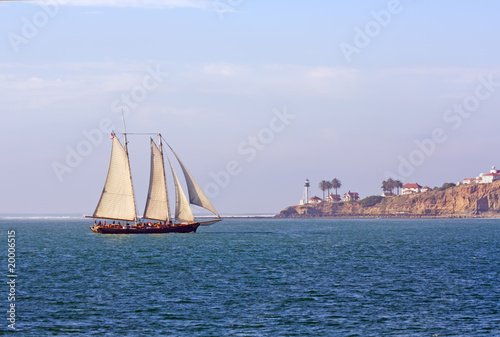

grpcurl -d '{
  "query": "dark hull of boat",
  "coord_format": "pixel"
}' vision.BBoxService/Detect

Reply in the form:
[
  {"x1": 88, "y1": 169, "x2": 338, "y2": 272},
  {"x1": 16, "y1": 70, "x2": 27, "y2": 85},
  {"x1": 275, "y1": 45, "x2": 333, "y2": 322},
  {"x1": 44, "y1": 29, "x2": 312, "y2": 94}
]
[{"x1": 91, "y1": 223, "x2": 200, "y2": 234}]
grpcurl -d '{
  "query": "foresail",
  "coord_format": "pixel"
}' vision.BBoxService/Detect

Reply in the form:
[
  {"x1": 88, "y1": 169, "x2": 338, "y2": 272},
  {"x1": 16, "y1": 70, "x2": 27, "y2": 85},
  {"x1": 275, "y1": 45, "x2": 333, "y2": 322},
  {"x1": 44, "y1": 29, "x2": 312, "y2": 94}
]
[
  {"x1": 93, "y1": 136, "x2": 136, "y2": 221},
  {"x1": 167, "y1": 157, "x2": 195, "y2": 222},
  {"x1": 169, "y1": 147, "x2": 220, "y2": 217},
  {"x1": 143, "y1": 139, "x2": 169, "y2": 222}
]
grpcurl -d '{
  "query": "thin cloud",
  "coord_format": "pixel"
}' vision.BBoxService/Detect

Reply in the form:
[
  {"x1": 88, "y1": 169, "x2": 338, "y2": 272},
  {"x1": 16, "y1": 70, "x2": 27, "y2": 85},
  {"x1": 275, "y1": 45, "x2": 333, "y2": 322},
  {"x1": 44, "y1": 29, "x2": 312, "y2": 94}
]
[
  {"x1": 56, "y1": 0, "x2": 213, "y2": 9},
  {"x1": 203, "y1": 63, "x2": 245, "y2": 76},
  {"x1": 306, "y1": 67, "x2": 358, "y2": 79}
]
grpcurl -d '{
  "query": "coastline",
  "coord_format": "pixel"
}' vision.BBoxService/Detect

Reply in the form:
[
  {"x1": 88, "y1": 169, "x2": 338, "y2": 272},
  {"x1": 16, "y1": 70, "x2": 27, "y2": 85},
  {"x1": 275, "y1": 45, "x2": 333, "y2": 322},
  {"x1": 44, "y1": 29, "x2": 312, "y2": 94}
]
[
  {"x1": 276, "y1": 181, "x2": 500, "y2": 220},
  {"x1": 8, "y1": 213, "x2": 497, "y2": 221},
  {"x1": 272, "y1": 213, "x2": 500, "y2": 220}
]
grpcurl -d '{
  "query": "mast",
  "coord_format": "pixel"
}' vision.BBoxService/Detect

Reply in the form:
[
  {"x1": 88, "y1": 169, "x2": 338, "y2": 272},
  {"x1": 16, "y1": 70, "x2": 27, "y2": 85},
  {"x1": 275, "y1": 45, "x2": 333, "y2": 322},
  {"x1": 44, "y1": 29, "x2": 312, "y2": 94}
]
[
  {"x1": 143, "y1": 135, "x2": 170, "y2": 222},
  {"x1": 121, "y1": 109, "x2": 129, "y2": 152},
  {"x1": 158, "y1": 134, "x2": 172, "y2": 222},
  {"x1": 121, "y1": 111, "x2": 138, "y2": 223}
]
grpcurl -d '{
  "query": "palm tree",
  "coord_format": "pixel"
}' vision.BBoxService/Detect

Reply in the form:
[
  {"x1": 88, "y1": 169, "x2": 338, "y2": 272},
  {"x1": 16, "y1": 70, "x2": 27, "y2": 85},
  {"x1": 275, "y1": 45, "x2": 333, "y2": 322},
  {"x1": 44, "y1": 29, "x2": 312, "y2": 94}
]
[
  {"x1": 381, "y1": 178, "x2": 399, "y2": 196},
  {"x1": 331, "y1": 178, "x2": 342, "y2": 197},
  {"x1": 386, "y1": 178, "x2": 395, "y2": 195},
  {"x1": 326, "y1": 181, "x2": 333, "y2": 197},
  {"x1": 381, "y1": 180, "x2": 389, "y2": 194},
  {"x1": 395, "y1": 179, "x2": 403, "y2": 195},
  {"x1": 319, "y1": 180, "x2": 329, "y2": 200},
  {"x1": 381, "y1": 179, "x2": 391, "y2": 195}
]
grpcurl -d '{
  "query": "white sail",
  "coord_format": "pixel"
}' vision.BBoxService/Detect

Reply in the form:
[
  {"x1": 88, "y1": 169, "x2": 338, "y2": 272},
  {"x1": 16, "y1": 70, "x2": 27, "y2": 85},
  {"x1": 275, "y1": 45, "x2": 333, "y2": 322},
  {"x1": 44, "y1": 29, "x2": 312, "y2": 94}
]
[
  {"x1": 143, "y1": 138, "x2": 169, "y2": 221},
  {"x1": 92, "y1": 135, "x2": 137, "y2": 221},
  {"x1": 167, "y1": 157, "x2": 195, "y2": 222},
  {"x1": 169, "y1": 147, "x2": 220, "y2": 217}
]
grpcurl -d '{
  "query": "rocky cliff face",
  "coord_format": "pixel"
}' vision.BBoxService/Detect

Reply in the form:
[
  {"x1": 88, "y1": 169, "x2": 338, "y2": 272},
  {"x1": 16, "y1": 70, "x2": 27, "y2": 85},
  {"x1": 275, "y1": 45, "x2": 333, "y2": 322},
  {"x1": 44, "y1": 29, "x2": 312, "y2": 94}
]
[{"x1": 277, "y1": 181, "x2": 500, "y2": 218}]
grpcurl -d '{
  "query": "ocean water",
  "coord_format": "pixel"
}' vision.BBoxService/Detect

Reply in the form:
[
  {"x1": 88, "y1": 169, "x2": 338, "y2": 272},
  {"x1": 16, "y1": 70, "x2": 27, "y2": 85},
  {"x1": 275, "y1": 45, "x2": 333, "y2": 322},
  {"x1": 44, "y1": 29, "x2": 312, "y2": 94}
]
[{"x1": 1, "y1": 217, "x2": 500, "y2": 336}]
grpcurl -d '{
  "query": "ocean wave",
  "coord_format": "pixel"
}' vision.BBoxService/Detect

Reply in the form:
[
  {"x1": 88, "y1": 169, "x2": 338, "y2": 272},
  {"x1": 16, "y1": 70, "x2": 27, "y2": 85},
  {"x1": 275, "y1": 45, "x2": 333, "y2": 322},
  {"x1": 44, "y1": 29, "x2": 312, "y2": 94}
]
[
  {"x1": 220, "y1": 214, "x2": 276, "y2": 218},
  {"x1": 0, "y1": 215, "x2": 85, "y2": 220},
  {"x1": 0, "y1": 214, "x2": 277, "y2": 220}
]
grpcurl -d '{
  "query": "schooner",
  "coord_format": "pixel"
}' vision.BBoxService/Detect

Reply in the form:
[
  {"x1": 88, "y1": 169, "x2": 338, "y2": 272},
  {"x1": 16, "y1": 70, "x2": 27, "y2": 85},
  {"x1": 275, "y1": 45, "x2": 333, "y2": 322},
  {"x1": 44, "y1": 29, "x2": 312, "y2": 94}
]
[{"x1": 88, "y1": 132, "x2": 221, "y2": 234}]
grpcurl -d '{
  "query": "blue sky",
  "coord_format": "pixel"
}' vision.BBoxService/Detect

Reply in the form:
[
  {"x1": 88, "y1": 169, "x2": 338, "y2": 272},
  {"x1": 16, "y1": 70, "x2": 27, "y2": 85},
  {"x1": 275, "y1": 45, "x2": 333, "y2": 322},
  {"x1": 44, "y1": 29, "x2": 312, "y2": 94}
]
[{"x1": 1, "y1": 0, "x2": 500, "y2": 215}]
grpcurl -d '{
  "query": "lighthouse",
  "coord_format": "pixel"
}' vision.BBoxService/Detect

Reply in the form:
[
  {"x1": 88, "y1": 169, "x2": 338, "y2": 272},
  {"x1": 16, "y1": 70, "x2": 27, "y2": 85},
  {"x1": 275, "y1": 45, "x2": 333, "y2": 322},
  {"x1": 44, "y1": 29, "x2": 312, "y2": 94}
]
[{"x1": 299, "y1": 178, "x2": 310, "y2": 205}]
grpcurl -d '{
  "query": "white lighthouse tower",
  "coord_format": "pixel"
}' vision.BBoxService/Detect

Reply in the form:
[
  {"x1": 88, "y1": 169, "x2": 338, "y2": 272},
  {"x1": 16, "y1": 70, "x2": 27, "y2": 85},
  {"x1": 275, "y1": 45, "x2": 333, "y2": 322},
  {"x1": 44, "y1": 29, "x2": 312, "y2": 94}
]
[{"x1": 299, "y1": 178, "x2": 310, "y2": 205}]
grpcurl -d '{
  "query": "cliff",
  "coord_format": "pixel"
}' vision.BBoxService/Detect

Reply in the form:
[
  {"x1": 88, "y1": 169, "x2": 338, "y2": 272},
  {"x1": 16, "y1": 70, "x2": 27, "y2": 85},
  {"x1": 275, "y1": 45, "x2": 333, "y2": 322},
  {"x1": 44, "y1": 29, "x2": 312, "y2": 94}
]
[{"x1": 276, "y1": 181, "x2": 500, "y2": 218}]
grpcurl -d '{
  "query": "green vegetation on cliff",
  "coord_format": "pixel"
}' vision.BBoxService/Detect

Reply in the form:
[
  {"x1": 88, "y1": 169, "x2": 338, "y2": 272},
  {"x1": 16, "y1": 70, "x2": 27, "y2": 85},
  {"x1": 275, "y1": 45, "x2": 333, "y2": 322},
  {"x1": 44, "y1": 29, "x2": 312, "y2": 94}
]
[{"x1": 359, "y1": 195, "x2": 385, "y2": 207}]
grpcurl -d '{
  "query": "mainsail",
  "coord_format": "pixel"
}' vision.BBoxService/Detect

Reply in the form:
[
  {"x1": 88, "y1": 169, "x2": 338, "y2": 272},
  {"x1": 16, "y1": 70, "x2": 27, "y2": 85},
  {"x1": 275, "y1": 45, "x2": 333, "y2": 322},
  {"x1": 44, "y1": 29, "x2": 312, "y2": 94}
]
[
  {"x1": 143, "y1": 138, "x2": 170, "y2": 222},
  {"x1": 92, "y1": 135, "x2": 137, "y2": 221},
  {"x1": 167, "y1": 157, "x2": 195, "y2": 222},
  {"x1": 168, "y1": 146, "x2": 220, "y2": 217}
]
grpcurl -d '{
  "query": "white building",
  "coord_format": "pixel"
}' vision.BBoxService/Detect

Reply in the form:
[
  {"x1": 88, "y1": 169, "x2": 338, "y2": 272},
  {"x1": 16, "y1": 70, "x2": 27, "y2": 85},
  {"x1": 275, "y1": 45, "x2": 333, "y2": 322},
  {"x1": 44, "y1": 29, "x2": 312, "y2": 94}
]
[
  {"x1": 343, "y1": 191, "x2": 359, "y2": 201},
  {"x1": 462, "y1": 177, "x2": 479, "y2": 184},
  {"x1": 326, "y1": 194, "x2": 341, "y2": 202},
  {"x1": 462, "y1": 166, "x2": 500, "y2": 184},
  {"x1": 480, "y1": 172, "x2": 500, "y2": 184},
  {"x1": 402, "y1": 183, "x2": 422, "y2": 195}
]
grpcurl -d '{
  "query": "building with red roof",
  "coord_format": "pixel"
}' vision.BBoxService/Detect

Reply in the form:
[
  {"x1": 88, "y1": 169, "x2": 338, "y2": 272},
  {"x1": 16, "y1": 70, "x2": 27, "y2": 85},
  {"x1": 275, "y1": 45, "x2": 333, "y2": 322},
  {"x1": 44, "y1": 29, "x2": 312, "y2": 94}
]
[
  {"x1": 462, "y1": 178, "x2": 479, "y2": 184},
  {"x1": 480, "y1": 172, "x2": 500, "y2": 184},
  {"x1": 343, "y1": 191, "x2": 359, "y2": 201},
  {"x1": 309, "y1": 196, "x2": 322, "y2": 204},
  {"x1": 326, "y1": 194, "x2": 341, "y2": 202},
  {"x1": 462, "y1": 166, "x2": 500, "y2": 184},
  {"x1": 402, "y1": 183, "x2": 423, "y2": 195}
]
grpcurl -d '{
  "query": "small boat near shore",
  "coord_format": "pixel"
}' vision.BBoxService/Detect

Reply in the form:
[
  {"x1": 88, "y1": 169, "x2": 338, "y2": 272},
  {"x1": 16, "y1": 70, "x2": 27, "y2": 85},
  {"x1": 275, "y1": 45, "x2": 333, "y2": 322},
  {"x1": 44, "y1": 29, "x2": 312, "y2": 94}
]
[{"x1": 87, "y1": 130, "x2": 221, "y2": 234}]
